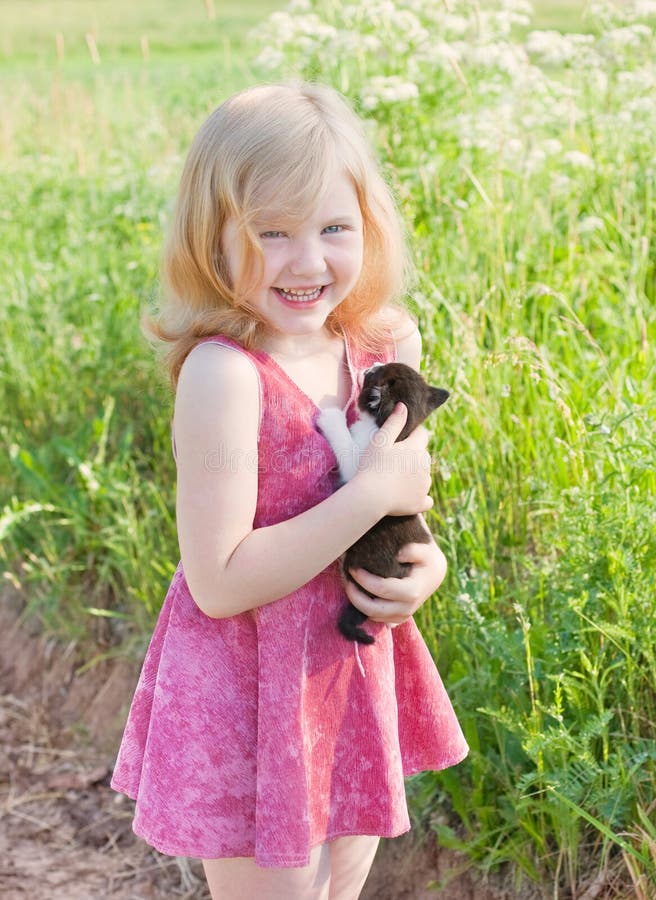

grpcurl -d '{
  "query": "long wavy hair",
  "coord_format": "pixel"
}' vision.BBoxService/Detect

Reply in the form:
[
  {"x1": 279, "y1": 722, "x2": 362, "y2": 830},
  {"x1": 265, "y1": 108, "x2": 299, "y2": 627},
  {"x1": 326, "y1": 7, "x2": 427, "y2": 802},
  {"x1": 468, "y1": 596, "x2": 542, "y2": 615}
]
[{"x1": 146, "y1": 82, "x2": 411, "y2": 386}]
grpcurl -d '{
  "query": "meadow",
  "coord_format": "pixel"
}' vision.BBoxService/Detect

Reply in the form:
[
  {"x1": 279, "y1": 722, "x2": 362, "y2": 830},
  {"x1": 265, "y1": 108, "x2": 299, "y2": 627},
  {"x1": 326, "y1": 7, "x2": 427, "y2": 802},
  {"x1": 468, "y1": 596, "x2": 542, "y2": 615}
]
[{"x1": 1, "y1": 0, "x2": 655, "y2": 896}]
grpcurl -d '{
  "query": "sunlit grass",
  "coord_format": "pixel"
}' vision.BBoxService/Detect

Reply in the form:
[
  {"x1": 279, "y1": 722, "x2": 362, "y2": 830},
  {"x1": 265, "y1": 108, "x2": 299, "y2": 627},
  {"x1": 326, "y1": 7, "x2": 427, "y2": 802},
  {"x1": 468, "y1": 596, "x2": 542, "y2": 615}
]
[
  {"x1": 0, "y1": 0, "x2": 283, "y2": 64},
  {"x1": 531, "y1": 0, "x2": 589, "y2": 30}
]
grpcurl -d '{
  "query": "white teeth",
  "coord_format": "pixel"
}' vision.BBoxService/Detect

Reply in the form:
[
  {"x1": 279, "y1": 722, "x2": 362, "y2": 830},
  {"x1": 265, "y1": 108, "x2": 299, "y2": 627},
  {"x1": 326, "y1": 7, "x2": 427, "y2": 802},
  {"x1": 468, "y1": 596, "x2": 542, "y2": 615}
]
[{"x1": 277, "y1": 286, "x2": 323, "y2": 302}]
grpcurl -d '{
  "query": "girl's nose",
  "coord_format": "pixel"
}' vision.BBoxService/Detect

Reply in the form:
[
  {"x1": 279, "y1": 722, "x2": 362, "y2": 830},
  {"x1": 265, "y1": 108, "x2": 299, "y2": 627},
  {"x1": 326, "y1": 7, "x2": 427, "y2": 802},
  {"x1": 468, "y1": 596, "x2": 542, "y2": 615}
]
[{"x1": 289, "y1": 237, "x2": 327, "y2": 277}]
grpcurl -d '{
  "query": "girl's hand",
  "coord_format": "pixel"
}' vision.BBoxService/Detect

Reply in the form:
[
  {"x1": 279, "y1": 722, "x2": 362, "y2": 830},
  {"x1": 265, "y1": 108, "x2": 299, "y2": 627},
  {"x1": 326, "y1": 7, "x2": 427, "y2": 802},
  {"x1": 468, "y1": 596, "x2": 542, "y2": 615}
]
[
  {"x1": 357, "y1": 403, "x2": 433, "y2": 517},
  {"x1": 344, "y1": 537, "x2": 447, "y2": 625}
]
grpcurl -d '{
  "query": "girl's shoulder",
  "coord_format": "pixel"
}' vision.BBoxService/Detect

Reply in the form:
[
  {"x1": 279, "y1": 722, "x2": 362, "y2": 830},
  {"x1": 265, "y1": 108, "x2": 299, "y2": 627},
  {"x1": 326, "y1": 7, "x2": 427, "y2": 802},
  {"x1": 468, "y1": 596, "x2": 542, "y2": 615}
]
[
  {"x1": 178, "y1": 338, "x2": 259, "y2": 392},
  {"x1": 377, "y1": 308, "x2": 422, "y2": 369},
  {"x1": 381, "y1": 306, "x2": 415, "y2": 336},
  {"x1": 175, "y1": 338, "x2": 261, "y2": 434}
]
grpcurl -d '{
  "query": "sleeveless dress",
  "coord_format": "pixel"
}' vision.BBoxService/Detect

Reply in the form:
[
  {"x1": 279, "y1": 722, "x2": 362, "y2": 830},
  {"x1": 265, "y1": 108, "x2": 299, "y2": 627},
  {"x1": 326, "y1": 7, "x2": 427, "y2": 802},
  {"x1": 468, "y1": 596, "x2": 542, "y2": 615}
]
[{"x1": 110, "y1": 332, "x2": 468, "y2": 867}]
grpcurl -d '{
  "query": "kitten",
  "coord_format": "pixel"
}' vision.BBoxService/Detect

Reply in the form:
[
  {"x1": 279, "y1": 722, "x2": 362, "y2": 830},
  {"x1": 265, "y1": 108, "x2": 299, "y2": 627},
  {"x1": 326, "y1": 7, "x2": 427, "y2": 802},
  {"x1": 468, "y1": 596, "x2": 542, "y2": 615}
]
[{"x1": 318, "y1": 362, "x2": 449, "y2": 645}]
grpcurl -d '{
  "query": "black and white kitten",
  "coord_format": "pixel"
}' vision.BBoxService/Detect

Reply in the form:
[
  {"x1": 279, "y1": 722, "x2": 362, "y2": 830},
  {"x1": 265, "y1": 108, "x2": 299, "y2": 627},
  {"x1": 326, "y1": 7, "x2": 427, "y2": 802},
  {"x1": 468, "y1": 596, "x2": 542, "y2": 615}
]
[{"x1": 318, "y1": 362, "x2": 449, "y2": 645}]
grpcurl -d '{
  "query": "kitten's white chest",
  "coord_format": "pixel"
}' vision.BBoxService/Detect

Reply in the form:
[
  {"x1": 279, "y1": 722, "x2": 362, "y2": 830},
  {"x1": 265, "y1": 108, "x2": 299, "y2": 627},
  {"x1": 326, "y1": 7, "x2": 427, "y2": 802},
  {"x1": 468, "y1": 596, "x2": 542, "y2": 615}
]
[{"x1": 317, "y1": 408, "x2": 378, "y2": 483}]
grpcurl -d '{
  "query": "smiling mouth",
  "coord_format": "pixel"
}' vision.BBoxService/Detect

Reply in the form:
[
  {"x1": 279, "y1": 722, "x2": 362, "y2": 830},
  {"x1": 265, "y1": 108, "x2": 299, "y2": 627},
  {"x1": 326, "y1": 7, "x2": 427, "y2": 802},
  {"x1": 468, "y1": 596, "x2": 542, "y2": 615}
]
[{"x1": 274, "y1": 286, "x2": 326, "y2": 303}]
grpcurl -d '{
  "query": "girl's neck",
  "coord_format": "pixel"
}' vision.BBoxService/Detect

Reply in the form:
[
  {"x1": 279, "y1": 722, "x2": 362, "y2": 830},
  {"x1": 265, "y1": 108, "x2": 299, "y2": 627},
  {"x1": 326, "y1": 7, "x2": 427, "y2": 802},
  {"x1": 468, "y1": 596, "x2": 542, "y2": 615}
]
[
  {"x1": 259, "y1": 326, "x2": 351, "y2": 410},
  {"x1": 260, "y1": 326, "x2": 342, "y2": 360}
]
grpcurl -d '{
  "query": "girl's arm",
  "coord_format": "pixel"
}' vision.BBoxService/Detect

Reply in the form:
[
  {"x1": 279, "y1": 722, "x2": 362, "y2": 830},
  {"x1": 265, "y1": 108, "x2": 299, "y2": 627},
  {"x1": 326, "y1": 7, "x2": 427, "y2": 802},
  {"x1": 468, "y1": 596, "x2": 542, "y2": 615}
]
[
  {"x1": 345, "y1": 319, "x2": 448, "y2": 623},
  {"x1": 174, "y1": 342, "x2": 433, "y2": 619}
]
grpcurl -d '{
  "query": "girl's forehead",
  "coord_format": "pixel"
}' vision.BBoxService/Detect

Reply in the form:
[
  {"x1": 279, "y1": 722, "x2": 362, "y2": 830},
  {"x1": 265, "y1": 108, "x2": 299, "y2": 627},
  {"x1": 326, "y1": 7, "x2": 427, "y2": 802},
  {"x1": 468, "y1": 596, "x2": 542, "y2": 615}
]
[{"x1": 252, "y1": 169, "x2": 361, "y2": 225}]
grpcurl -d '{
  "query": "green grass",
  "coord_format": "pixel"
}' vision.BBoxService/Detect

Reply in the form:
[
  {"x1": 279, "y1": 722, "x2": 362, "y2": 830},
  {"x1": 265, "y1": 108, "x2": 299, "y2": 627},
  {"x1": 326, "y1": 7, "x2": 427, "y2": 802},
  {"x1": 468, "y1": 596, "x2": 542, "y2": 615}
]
[
  {"x1": 0, "y1": 0, "x2": 284, "y2": 642},
  {"x1": 531, "y1": 0, "x2": 589, "y2": 30},
  {"x1": 1, "y1": 0, "x2": 655, "y2": 896},
  {"x1": 0, "y1": 0, "x2": 282, "y2": 64}
]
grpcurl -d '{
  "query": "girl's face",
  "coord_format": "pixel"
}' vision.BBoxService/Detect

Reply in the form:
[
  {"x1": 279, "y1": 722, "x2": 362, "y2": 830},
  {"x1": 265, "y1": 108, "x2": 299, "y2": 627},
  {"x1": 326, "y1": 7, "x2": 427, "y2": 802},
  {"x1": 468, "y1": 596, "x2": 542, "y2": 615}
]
[{"x1": 222, "y1": 170, "x2": 364, "y2": 340}]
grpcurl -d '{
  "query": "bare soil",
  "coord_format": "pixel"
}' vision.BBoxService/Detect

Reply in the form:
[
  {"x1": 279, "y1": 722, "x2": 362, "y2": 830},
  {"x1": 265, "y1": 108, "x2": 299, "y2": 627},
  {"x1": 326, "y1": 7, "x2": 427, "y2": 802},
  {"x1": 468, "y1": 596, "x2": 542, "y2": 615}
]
[{"x1": 0, "y1": 595, "x2": 531, "y2": 899}]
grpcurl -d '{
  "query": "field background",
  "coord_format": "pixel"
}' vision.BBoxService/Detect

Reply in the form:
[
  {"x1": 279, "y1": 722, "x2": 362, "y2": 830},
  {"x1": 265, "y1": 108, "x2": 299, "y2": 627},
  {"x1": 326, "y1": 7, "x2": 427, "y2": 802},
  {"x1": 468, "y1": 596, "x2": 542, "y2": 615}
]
[{"x1": 1, "y1": 1, "x2": 655, "y2": 897}]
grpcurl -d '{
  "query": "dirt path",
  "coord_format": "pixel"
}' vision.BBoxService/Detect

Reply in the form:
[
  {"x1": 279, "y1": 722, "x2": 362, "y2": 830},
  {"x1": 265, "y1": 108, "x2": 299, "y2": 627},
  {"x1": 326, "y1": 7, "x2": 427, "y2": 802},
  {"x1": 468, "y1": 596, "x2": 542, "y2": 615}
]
[{"x1": 0, "y1": 598, "x2": 520, "y2": 899}]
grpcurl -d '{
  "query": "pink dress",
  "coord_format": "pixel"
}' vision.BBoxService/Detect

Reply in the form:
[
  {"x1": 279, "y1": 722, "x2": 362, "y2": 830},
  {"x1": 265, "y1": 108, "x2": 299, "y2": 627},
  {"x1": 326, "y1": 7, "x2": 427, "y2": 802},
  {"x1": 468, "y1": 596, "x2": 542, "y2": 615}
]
[{"x1": 110, "y1": 332, "x2": 468, "y2": 867}]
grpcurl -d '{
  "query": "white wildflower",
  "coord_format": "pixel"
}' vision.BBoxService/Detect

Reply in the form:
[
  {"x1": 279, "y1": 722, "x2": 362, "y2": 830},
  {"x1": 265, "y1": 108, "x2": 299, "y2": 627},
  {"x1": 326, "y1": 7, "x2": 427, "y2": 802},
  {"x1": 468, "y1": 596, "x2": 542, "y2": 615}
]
[
  {"x1": 390, "y1": 10, "x2": 430, "y2": 45},
  {"x1": 479, "y1": 9, "x2": 530, "y2": 39},
  {"x1": 525, "y1": 146, "x2": 547, "y2": 175},
  {"x1": 297, "y1": 35, "x2": 317, "y2": 54},
  {"x1": 443, "y1": 14, "x2": 470, "y2": 37},
  {"x1": 635, "y1": 0, "x2": 656, "y2": 15},
  {"x1": 563, "y1": 150, "x2": 595, "y2": 169},
  {"x1": 361, "y1": 34, "x2": 382, "y2": 52},
  {"x1": 476, "y1": 74, "x2": 508, "y2": 98},
  {"x1": 586, "y1": 67, "x2": 609, "y2": 94},
  {"x1": 551, "y1": 174, "x2": 572, "y2": 194},
  {"x1": 616, "y1": 70, "x2": 656, "y2": 91},
  {"x1": 456, "y1": 592, "x2": 484, "y2": 624},
  {"x1": 360, "y1": 76, "x2": 419, "y2": 111},
  {"x1": 264, "y1": 11, "x2": 297, "y2": 39},
  {"x1": 600, "y1": 24, "x2": 652, "y2": 49},
  {"x1": 462, "y1": 41, "x2": 529, "y2": 77},
  {"x1": 588, "y1": 0, "x2": 624, "y2": 21},
  {"x1": 578, "y1": 215, "x2": 605, "y2": 233},
  {"x1": 505, "y1": 137, "x2": 524, "y2": 157},
  {"x1": 254, "y1": 46, "x2": 285, "y2": 71},
  {"x1": 500, "y1": 0, "x2": 533, "y2": 14},
  {"x1": 415, "y1": 40, "x2": 463, "y2": 72},
  {"x1": 626, "y1": 95, "x2": 656, "y2": 118},
  {"x1": 78, "y1": 462, "x2": 100, "y2": 494},
  {"x1": 525, "y1": 30, "x2": 595, "y2": 66},
  {"x1": 542, "y1": 138, "x2": 563, "y2": 155}
]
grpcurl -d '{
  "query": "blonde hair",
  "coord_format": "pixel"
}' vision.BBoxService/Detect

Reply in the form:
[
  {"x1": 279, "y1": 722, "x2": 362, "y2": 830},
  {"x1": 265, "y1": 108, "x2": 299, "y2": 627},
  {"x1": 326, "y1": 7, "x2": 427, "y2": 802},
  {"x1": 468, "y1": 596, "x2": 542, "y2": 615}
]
[{"x1": 147, "y1": 82, "x2": 411, "y2": 385}]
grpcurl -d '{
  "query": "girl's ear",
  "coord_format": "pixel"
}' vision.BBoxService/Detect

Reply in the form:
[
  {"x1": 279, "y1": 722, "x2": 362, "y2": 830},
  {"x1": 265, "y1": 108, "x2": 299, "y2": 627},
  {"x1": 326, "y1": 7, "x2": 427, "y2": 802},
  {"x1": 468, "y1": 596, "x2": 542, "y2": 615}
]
[{"x1": 427, "y1": 387, "x2": 449, "y2": 411}]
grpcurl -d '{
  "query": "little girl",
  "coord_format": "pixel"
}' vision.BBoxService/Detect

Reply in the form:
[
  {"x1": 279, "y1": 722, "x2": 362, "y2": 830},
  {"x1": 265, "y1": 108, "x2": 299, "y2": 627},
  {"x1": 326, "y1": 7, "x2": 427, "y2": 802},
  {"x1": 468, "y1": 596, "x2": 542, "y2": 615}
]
[{"x1": 111, "y1": 82, "x2": 468, "y2": 900}]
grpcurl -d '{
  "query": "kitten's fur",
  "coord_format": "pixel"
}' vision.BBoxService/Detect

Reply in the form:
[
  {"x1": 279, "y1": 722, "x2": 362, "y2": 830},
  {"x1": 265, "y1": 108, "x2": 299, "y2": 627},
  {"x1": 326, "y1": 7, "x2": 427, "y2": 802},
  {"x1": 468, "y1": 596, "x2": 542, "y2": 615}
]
[{"x1": 318, "y1": 362, "x2": 449, "y2": 645}]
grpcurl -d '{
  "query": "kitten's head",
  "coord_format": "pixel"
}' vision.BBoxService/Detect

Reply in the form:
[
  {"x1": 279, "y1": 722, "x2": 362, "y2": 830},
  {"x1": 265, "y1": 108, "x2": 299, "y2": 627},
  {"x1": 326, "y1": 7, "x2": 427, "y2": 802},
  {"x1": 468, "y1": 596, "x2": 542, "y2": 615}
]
[{"x1": 358, "y1": 362, "x2": 449, "y2": 440}]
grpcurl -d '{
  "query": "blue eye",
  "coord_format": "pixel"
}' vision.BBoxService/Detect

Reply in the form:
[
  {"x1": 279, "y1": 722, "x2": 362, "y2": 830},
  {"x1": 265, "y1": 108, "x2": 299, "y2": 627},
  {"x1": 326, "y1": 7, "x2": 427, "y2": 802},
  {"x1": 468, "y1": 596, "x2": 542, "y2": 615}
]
[
  {"x1": 323, "y1": 224, "x2": 344, "y2": 234},
  {"x1": 260, "y1": 230, "x2": 286, "y2": 239}
]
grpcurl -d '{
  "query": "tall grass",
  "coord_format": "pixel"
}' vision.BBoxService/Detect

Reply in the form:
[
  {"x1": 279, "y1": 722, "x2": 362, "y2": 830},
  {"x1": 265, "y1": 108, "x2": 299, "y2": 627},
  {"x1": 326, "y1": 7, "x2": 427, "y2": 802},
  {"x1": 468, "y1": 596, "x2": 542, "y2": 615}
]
[
  {"x1": 0, "y1": 0, "x2": 283, "y2": 645},
  {"x1": 1, "y1": 0, "x2": 655, "y2": 895}
]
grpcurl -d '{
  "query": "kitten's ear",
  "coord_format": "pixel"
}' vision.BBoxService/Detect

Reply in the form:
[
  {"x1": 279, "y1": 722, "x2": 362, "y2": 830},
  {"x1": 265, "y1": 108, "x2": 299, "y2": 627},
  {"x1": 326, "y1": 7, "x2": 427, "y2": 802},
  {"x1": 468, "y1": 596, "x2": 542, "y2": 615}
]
[{"x1": 427, "y1": 387, "x2": 449, "y2": 411}]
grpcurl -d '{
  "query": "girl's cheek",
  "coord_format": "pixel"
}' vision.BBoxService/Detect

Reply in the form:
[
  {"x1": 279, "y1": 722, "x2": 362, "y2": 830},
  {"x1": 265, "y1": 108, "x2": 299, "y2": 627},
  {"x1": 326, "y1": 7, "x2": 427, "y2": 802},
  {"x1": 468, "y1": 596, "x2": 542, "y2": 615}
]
[{"x1": 261, "y1": 250, "x2": 284, "y2": 281}]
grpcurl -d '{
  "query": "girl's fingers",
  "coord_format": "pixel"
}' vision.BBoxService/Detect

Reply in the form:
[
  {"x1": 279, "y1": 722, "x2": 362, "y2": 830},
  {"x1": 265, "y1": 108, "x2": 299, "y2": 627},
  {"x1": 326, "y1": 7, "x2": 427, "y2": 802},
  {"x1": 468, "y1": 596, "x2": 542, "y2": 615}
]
[
  {"x1": 348, "y1": 567, "x2": 394, "y2": 600},
  {"x1": 348, "y1": 568, "x2": 416, "y2": 604},
  {"x1": 395, "y1": 542, "x2": 430, "y2": 564},
  {"x1": 375, "y1": 402, "x2": 408, "y2": 444},
  {"x1": 346, "y1": 585, "x2": 403, "y2": 620}
]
